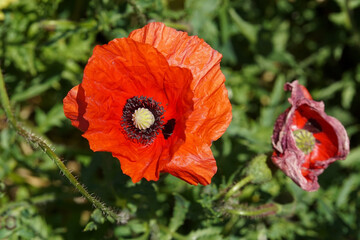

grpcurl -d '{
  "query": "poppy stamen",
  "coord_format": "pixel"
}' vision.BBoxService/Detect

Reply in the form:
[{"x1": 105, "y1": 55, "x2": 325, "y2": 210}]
[
  {"x1": 293, "y1": 129, "x2": 315, "y2": 155},
  {"x1": 121, "y1": 96, "x2": 164, "y2": 145}
]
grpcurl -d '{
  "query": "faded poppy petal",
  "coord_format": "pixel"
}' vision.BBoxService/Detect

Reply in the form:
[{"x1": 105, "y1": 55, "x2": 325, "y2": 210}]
[
  {"x1": 272, "y1": 80, "x2": 350, "y2": 191},
  {"x1": 63, "y1": 22, "x2": 232, "y2": 185}
]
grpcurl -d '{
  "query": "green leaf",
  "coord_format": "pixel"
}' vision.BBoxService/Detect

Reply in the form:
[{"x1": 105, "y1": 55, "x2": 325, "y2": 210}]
[
  {"x1": 169, "y1": 194, "x2": 190, "y2": 232},
  {"x1": 342, "y1": 82, "x2": 355, "y2": 109},
  {"x1": 35, "y1": 104, "x2": 66, "y2": 133},
  {"x1": 312, "y1": 81, "x2": 345, "y2": 100},
  {"x1": 247, "y1": 154, "x2": 272, "y2": 184},
  {"x1": 229, "y1": 7, "x2": 258, "y2": 44},
  {"x1": 336, "y1": 174, "x2": 359, "y2": 208},
  {"x1": 11, "y1": 75, "x2": 60, "y2": 102},
  {"x1": 83, "y1": 221, "x2": 97, "y2": 232},
  {"x1": 91, "y1": 209, "x2": 105, "y2": 224},
  {"x1": 187, "y1": 227, "x2": 222, "y2": 240},
  {"x1": 269, "y1": 74, "x2": 285, "y2": 106},
  {"x1": 339, "y1": 146, "x2": 360, "y2": 169},
  {"x1": 272, "y1": 21, "x2": 290, "y2": 52}
]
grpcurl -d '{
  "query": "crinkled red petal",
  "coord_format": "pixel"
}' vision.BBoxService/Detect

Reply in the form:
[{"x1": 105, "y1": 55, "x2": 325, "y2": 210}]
[{"x1": 162, "y1": 133, "x2": 217, "y2": 185}]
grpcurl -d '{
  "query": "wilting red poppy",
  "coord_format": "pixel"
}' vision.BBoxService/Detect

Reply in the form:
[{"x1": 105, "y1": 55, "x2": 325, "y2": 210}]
[
  {"x1": 272, "y1": 81, "x2": 349, "y2": 191},
  {"x1": 63, "y1": 22, "x2": 232, "y2": 185}
]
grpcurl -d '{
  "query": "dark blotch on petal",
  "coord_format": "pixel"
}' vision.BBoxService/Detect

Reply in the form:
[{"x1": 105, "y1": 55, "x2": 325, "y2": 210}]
[
  {"x1": 163, "y1": 119, "x2": 176, "y2": 139},
  {"x1": 303, "y1": 118, "x2": 322, "y2": 133}
]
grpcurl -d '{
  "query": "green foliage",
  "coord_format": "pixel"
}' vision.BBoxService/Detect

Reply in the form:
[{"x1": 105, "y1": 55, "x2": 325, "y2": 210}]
[
  {"x1": 1, "y1": 0, "x2": 360, "y2": 239},
  {"x1": 246, "y1": 154, "x2": 272, "y2": 184}
]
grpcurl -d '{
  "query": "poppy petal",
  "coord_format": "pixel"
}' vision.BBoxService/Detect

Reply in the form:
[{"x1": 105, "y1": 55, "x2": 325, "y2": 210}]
[
  {"x1": 63, "y1": 84, "x2": 89, "y2": 132},
  {"x1": 63, "y1": 23, "x2": 232, "y2": 185},
  {"x1": 112, "y1": 141, "x2": 164, "y2": 182},
  {"x1": 162, "y1": 133, "x2": 217, "y2": 185}
]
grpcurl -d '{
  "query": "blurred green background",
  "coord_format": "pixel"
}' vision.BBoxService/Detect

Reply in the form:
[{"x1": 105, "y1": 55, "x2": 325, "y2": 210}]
[{"x1": 1, "y1": 0, "x2": 360, "y2": 239}]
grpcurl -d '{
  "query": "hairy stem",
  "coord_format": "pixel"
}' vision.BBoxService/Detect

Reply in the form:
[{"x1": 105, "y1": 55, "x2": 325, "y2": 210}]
[
  {"x1": 212, "y1": 175, "x2": 253, "y2": 201},
  {"x1": 0, "y1": 67, "x2": 120, "y2": 223},
  {"x1": 224, "y1": 175, "x2": 253, "y2": 200},
  {"x1": 227, "y1": 203, "x2": 280, "y2": 218}
]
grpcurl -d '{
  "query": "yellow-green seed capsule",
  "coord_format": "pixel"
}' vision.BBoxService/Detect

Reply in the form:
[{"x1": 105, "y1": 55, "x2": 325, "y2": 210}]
[
  {"x1": 293, "y1": 129, "x2": 315, "y2": 155},
  {"x1": 132, "y1": 108, "x2": 155, "y2": 130}
]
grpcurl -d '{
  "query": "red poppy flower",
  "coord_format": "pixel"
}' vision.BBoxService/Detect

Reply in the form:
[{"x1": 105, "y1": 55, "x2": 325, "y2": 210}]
[
  {"x1": 272, "y1": 81, "x2": 349, "y2": 191},
  {"x1": 63, "y1": 22, "x2": 232, "y2": 185}
]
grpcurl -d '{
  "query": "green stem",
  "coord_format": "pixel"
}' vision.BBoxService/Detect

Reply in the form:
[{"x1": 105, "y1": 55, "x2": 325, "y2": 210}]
[
  {"x1": 0, "y1": 67, "x2": 120, "y2": 223},
  {"x1": 224, "y1": 175, "x2": 253, "y2": 200},
  {"x1": 227, "y1": 203, "x2": 280, "y2": 218},
  {"x1": 222, "y1": 215, "x2": 239, "y2": 236},
  {"x1": 212, "y1": 175, "x2": 253, "y2": 201}
]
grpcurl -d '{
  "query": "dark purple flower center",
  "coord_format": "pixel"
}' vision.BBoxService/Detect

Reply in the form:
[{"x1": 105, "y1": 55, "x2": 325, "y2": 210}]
[
  {"x1": 121, "y1": 96, "x2": 175, "y2": 145},
  {"x1": 303, "y1": 118, "x2": 322, "y2": 133}
]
